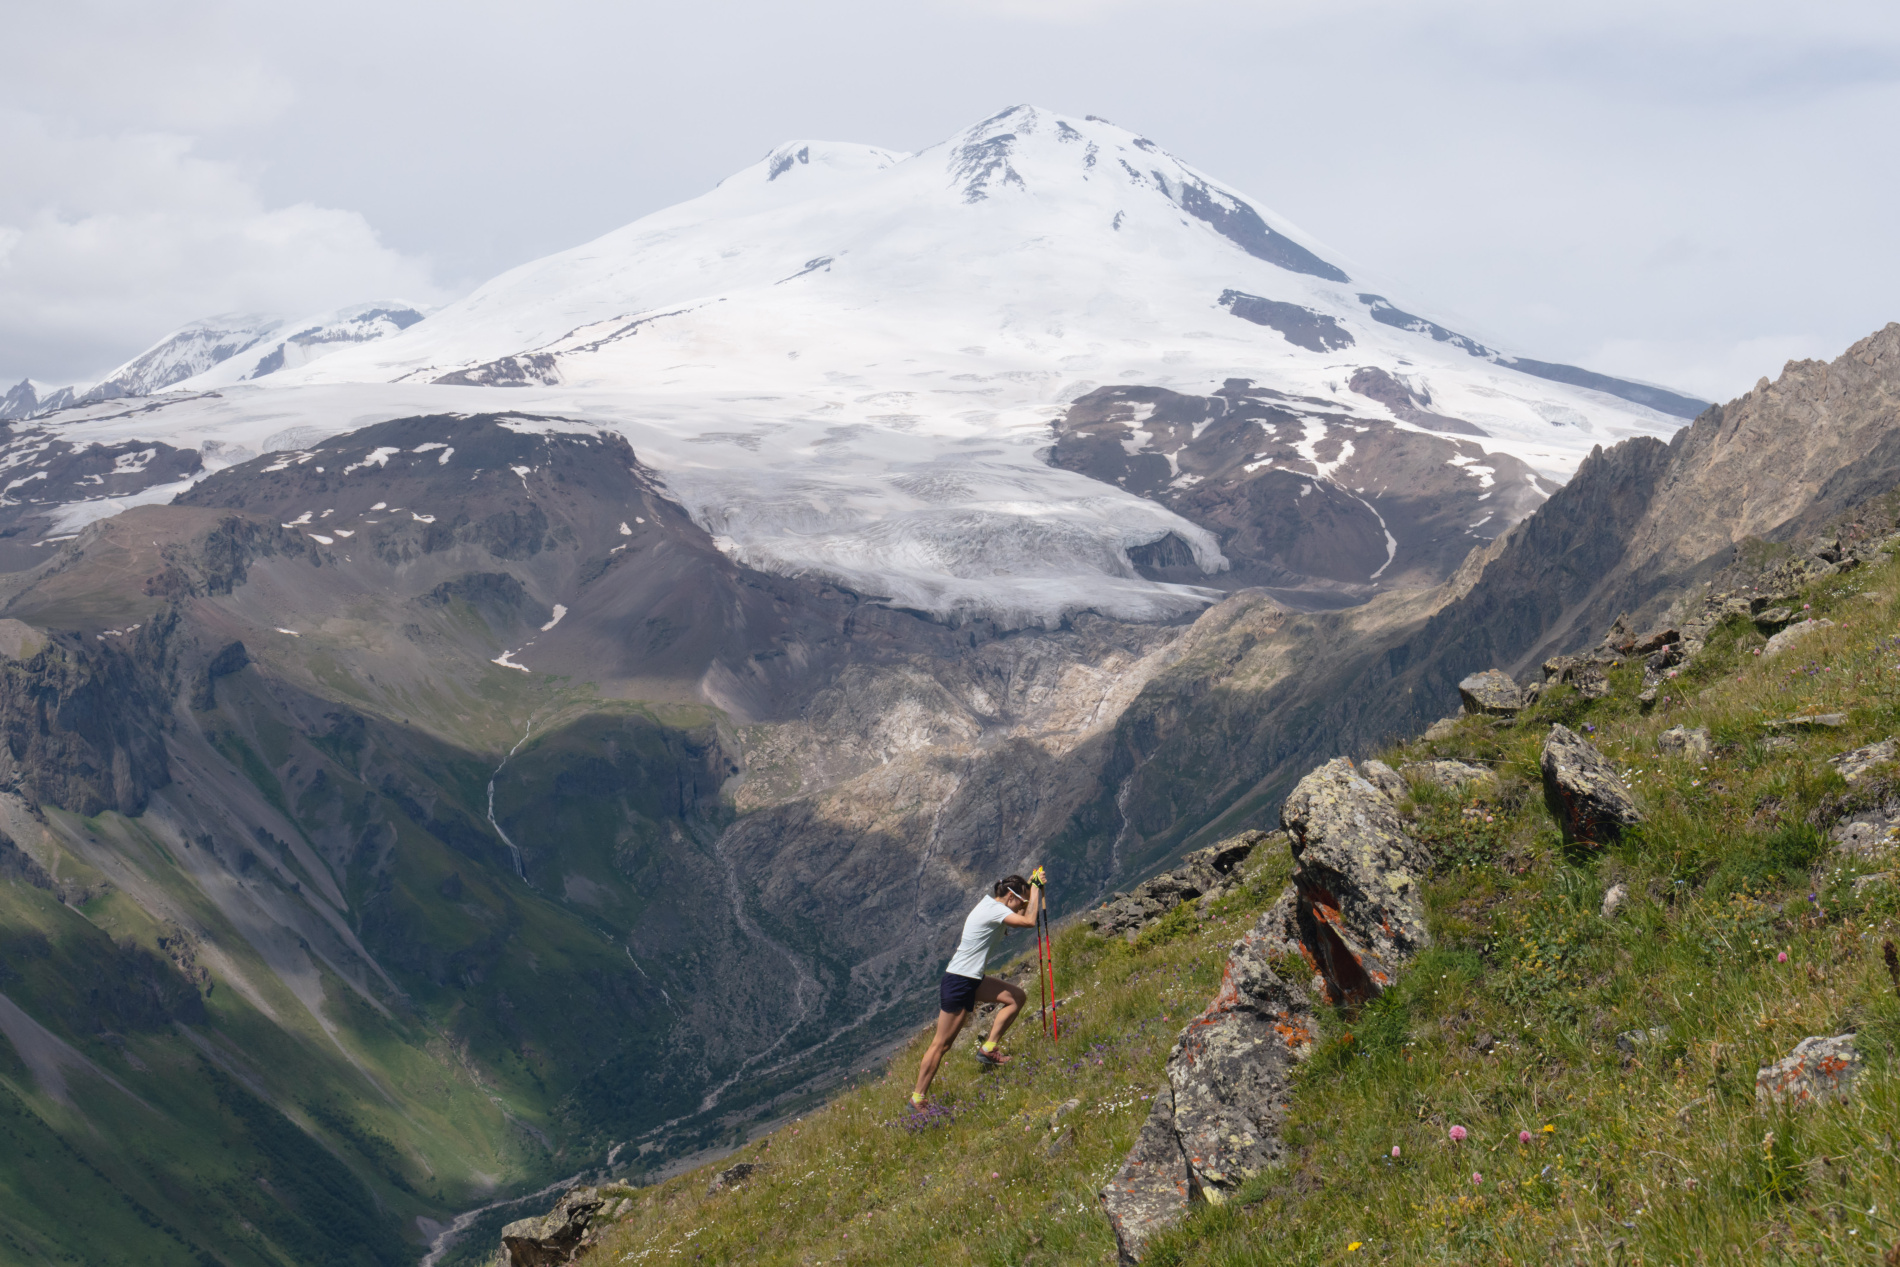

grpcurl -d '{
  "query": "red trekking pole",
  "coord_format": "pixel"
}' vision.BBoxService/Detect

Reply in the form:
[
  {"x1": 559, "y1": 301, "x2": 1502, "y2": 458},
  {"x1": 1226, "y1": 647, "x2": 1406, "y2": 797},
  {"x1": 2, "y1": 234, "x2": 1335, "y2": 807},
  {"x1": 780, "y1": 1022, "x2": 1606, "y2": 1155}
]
[{"x1": 1031, "y1": 866, "x2": 1058, "y2": 1042}]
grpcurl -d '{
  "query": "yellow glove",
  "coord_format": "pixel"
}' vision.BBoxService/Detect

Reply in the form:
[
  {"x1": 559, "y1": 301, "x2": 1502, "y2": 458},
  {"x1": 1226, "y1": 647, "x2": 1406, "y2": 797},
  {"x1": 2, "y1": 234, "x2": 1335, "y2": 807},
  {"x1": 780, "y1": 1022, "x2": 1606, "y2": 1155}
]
[{"x1": 1029, "y1": 866, "x2": 1047, "y2": 888}]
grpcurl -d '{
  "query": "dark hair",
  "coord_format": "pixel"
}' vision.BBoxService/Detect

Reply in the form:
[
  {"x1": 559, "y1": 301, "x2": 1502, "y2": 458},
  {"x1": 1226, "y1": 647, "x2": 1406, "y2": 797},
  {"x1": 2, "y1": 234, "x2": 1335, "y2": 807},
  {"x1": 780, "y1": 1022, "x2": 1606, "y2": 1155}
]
[{"x1": 993, "y1": 875, "x2": 1029, "y2": 902}]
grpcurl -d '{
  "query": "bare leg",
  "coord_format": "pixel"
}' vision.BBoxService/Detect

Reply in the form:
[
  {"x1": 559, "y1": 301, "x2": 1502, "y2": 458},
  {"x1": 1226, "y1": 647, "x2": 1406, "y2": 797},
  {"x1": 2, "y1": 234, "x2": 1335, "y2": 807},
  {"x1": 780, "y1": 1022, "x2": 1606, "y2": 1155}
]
[
  {"x1": 913, "y1": 1007, "x2": 968, "y2": 1098},
  {"x1": 975, "y1": 977, "x2": 1027, "y2": 1059}
]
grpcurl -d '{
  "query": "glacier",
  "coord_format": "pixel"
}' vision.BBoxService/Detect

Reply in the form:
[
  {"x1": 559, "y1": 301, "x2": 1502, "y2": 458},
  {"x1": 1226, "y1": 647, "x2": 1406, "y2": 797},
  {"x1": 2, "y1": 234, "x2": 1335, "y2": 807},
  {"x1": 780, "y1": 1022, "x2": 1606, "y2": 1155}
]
[{"x1": 13, "y1": 106, "x2": 1693, "y2": 627}]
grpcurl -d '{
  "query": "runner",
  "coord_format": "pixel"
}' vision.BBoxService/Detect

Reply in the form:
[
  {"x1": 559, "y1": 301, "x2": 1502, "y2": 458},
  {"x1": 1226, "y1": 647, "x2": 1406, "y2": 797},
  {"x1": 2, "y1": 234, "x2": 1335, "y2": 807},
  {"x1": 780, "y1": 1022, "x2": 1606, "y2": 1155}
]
[{"x1": 911, "y1": 870, "x2": 1043, "y2": 1106}]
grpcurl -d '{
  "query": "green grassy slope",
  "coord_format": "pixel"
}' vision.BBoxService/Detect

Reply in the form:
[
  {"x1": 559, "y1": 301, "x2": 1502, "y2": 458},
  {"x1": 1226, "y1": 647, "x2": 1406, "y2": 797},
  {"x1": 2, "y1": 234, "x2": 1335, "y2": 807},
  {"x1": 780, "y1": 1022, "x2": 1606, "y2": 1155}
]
[{"x1": 577, "y1": 549, "x2": 1900, "y2": 1265}]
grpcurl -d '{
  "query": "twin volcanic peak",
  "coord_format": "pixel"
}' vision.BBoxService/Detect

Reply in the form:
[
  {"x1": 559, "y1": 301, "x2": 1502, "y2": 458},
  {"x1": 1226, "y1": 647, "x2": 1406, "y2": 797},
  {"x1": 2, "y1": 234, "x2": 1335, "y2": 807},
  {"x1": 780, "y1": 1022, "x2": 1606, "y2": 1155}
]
[{"x1": 1, "y1": 105, "x2": 1698, "y2": 625}]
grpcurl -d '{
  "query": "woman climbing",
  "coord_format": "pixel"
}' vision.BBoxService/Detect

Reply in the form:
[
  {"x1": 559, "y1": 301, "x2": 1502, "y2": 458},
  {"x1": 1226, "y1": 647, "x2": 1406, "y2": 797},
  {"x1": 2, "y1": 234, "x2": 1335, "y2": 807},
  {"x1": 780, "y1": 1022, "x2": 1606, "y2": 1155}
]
[{"x1": 911, "y1": 868, "x2": 1043, "y2": 1107}]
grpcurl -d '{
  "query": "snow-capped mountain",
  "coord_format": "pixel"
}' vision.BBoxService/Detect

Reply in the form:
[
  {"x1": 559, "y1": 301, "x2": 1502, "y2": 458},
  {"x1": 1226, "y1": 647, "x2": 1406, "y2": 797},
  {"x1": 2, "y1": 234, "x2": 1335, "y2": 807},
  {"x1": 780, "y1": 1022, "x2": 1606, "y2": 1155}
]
[
  {"x1": 5, "y1": 106, "x2": 1700, "y2": 624},
  {"x1": 1, "y1": 303, "x2": 426, "y2": 422},
  {"x1": 172, "y1": 302, "x2": 427, "y2": 388}
]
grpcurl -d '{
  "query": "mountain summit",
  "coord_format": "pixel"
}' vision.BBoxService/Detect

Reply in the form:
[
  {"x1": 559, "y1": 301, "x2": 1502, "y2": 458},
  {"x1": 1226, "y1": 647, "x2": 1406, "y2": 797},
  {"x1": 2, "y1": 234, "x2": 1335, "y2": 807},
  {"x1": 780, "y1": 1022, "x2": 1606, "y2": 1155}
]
[{"x1": 11, "y1": 105, "x2": 1696, "y2": 624}]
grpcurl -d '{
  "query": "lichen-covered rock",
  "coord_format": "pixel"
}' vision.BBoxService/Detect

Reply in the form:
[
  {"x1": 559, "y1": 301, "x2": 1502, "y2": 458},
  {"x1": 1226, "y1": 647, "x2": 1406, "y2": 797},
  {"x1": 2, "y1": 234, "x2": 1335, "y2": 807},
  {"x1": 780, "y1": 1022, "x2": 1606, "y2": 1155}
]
[
  {"x1": 1657, "y1": 726, "x2": 1711, "y2": 757},
  {"x1": 1831, "y1": 808, "x2": 1900, "y2": 859},
  {"x1": 1280, "y1": 759, "x2": 1432, "y2": 1003},
  {"x1": 500, "y1": 1187, "x2": 605, "y2": 1266},
  {"x1": 1763, "y1": 617, "x2": 1834, "y2": 658},
  {"x1": 1571, "y1": 664, "x2": 1612, "y2": 700},
  {"x1": 1358, "y1": 759, "x2": 1407, "y2": 802},
  {"x1": 1101, "y1": 1089, "x2": 1191, "y2": 1263},
  {"x1": 1166, "y1": 927, "x2": 1314, "y2": 1197},
  {"x1": 1457, "y1": 669, "x2": 1524, "y2": 716},
  {"x1": 1100, "y1": 914, "x2": 1315, "y2": 1262},
  {"x1": 1830, "y1": 738, "x2": 1897, "y2": 782},
  {"x1": 1398, "y1": 759, "x2": 1499, "y2": 796},
  {"x1": 1423, "y1": 716, "x2": 1461, "y2": 740},
  {"x1": 1756, "y1": 1034, "x2": 1862, "y2": 1107},
  {"x1": 1541, "y1": 724, "x2": 1642, "y2": 845}
]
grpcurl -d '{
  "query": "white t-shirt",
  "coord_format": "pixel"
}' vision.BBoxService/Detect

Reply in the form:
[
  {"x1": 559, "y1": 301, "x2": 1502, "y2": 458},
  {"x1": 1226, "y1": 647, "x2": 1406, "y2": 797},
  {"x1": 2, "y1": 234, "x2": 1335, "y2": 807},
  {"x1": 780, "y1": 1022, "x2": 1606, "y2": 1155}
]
[{"x1": 945, "y1": 895, "x2": 1014, "y2": 979}]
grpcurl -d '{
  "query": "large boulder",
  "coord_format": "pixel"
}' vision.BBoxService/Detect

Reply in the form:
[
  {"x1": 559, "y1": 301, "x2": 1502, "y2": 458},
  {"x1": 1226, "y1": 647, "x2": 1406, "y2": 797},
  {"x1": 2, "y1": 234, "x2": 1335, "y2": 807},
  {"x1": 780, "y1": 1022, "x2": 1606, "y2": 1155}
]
[
  {"x1": 1100, "y1": 919, "x2": 1314, "y2": 1262},
  {"x1": 1457, "y1": 669, "x2": 1524, "y2": 716},
  {"x1": 1279, "y1": 759, "x2": 1432, "y2": 1003},
  {"x1": 1762, "y1": 618, "x2": 1834, "y2": 659},
  {"x1": 500, "y1": 1187, "x2": 605, "y2": 1266},
  {"x1": 1167, "y1": 930, "x2": 1315, "y2": 1196},
  {"x1": 1541, "y1": 724, "x2": 1642, "y2": 845}
]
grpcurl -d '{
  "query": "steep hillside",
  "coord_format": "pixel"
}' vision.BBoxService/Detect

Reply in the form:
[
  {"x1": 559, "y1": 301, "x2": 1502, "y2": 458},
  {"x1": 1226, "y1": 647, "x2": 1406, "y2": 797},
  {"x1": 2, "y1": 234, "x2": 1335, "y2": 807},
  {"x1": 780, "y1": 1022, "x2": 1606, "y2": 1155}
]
[{"x1": 536, "y1": 528, "x2": 1900, "y2": 1266}]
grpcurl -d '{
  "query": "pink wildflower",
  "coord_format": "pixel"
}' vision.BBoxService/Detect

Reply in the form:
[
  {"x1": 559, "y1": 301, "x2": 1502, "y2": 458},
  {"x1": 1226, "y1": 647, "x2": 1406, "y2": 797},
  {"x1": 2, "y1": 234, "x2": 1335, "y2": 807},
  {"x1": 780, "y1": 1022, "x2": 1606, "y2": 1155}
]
[
  {"x1": 1519, "y1": 1130, "x2": 1533, "y2": 1144},
  {"x1": 1777, "y1": 951, "x2": 1788, "y2": 963},
  {"x1": 1449, "y1": 1125, "x2": 1467, "y2": 1142},
  {"x1": 990, "y1": 1171, "x2": 1000, "y2": 1180},
  {"x1": 1391, "y1": 1146, "x2": 1401, "y2": 1158},
  {"x1": 1472, "y1": 1172, "x2": 1484, "y2": 1186}
]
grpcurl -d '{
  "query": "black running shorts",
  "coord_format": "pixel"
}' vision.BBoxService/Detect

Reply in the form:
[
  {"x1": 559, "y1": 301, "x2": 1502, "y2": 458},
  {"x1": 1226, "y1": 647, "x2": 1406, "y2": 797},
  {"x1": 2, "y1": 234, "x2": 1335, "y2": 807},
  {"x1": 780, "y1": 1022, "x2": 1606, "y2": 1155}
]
[{"x1": 939, "y1": 971, "x2": 981, "y2": 1015}]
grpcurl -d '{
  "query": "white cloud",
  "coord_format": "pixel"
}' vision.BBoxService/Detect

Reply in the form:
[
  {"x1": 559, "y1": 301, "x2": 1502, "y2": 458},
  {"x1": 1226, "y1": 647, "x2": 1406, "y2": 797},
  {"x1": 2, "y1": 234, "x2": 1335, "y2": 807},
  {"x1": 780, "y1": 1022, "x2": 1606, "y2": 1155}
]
[{"x1": 0, "y1": 112, "x2": 443, "y2": 383}]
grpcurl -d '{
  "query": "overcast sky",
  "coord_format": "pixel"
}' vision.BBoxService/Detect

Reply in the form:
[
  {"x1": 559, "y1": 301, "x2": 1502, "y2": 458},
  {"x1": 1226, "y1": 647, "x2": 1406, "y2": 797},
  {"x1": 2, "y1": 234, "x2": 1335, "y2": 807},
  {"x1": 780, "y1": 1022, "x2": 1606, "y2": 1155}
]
[{"x1": 4, "y1": 0, "x2": 1895, "y2": 401}]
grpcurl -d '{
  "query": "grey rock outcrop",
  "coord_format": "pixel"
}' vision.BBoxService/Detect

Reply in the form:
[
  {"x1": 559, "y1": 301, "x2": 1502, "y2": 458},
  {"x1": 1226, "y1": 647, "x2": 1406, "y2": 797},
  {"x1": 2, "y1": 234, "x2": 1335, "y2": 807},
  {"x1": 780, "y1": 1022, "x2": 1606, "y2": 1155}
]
[
  {"x1": 1100, "y1": 914, "x2": 1315, "y2": 1262},
  {"x1": 1756, "y1": 1034, "x2": 1862, "y2": 1107},
  {"x1": 1657, "y1": 726, "x2": 1711, "y2": 757},
  {"x1": 1398, "y1": 759, "x2": 1499, "y2": 796},
  {"x1": 1087, "y1": 832, "x2": 1267, "y2": 939},
  {"x1": 1457, "y1": 669, "x2": 1523, "y2": 716},
  {"x1": 1280, "y1": 758, "x2": 1432, "y2": 1003},
  {"x1": 1358, "y1": 759, "x2": 1407, "y2": 801},
  {"x1": 499, "y1": 1187, "x2": 606, "y2": 1266},
  {"x1": 1541, "y1": 724, "x2": 1642, "y2": 845},
  {"x1": 1831, "y1": 739, "x2": 1898, "y2": 782},
  {"x1": 1102, "y1": 1093, "x2": 1191, "y2": 1260},
  {"x1": 1102, "y1": 756, "x2": 1432, "y2": 1261},
  {"x1": 1763, "y1": 618, "x2": 1834, "y2": 659}
]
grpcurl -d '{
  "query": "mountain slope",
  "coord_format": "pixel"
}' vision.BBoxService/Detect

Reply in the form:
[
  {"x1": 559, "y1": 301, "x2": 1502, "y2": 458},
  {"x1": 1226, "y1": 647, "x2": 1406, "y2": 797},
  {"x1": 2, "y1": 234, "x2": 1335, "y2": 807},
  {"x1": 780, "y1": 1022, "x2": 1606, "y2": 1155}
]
[{"x1": 9, "y1": 105, "x2": 1695, "y2": 626}]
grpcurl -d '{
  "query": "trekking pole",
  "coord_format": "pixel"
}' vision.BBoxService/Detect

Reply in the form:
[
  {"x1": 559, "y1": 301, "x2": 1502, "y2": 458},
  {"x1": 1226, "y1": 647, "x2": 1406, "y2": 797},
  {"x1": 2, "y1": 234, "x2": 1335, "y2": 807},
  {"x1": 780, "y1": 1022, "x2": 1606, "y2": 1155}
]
[
  {"x1": 1041, "y1": 888, "x2": 1059, "y2": 1043},
  {"x1": 1034, "y1": 902, "x2": 1049, "y2": 1038}
]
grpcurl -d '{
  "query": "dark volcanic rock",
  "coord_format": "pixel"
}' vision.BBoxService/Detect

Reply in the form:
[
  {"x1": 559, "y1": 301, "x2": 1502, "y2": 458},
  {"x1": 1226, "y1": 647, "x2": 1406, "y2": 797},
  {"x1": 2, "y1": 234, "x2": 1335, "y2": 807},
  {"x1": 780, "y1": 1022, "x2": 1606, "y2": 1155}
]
[
  {"x1": 1348, "y1": 366, "x2": 1485, "y2": 436},
  {"x1": 1541, "y1": 724, "x2": 1642, "y2": 845},
  {"x1": 1050, "y1": 382, "x2": 1547, "y2": 596},
  {"x1": 1280, "y1": 758, "x2": 1431, "y2": 1003},
  {"x1": 1218, "y1": 290, "x2": 1354, "y2": 352}
]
